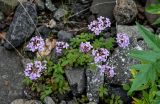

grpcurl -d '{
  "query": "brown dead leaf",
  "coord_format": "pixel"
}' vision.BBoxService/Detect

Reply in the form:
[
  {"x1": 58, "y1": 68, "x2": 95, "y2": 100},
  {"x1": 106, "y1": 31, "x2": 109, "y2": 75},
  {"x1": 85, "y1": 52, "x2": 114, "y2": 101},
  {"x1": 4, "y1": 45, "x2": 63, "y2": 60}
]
[
  {"x1": 0, "y1": 32, "x2": 6, "y2": 43},
  {"x1": 37, "y1": 37, "x2": 57, "y2": 57}
]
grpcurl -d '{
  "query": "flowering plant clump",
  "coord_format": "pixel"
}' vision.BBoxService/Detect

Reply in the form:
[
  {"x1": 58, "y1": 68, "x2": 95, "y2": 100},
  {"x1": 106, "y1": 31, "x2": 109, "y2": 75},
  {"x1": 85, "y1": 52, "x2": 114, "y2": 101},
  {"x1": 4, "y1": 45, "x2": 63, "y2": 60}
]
[
  {"x1": 88, "y1": 16, "x2": 111, "y2": 35},
  {"x1": 26, "y1": 36, "x2": 45, "y2": 52},
  {"x1": 24, "y1": 61, "x2": 46, "y2": 80},
  {"x1": 116, "y1": 33, "x2": 130, "y2": 48},
  {"x1": 80, "y1": 42, "x2": 93, "y2": 53},
  {"x1": 98, "y1": 64, "x2": 115, "y2": 77},
  {"x1": 56, "y1": 41, "x2": 69, "y2": 54},
  {"x1": 92, "y1": 48, "x2": 110, "y2": 63}
]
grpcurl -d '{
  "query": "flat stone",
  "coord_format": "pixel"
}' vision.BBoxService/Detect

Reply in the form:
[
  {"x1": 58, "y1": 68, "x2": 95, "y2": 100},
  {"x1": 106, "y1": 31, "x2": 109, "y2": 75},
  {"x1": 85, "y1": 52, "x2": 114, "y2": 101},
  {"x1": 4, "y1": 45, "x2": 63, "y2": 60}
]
[
  {"x1": 65, "y1": 68, "x2": 85, "y2": 96},
  {"x1": 4, "y1": 2, "x2": 37, "y2": 49},
  {"x1": 44, "y1": 96, "x2": 56, "y2": 104},
  {"x1": 25, "y1": 100, "x2": 42, "y2": 104},
  {"x1": 86, "y1": 68, "x2": 104, "y2": 103},
  {"x1": 0, "y1": 46, "x2": 24, "y2": 104},
  {"x1": 106, "y1": 25, "x2": 148, "y2": 85},
  {"x1": 90, "y1": 0, "x2": 116, "y2": 20},
  {"x1": 11, "y1": 99, "x2": 26, "y2": 104}
]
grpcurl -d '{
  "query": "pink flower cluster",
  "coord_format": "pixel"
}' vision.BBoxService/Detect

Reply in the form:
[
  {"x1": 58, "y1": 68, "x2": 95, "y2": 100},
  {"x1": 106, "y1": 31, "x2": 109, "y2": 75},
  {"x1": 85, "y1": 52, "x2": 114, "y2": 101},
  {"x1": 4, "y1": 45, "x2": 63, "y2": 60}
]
[
  {"x1": 88, "y1": 16, "x2": 111, "y2": 35},
  {"x1": 80, "y1": 42, "x2": 93, "y2": 53},
  {"x1": 98, "y1": 64, "x2": 115, "y2": 77},
  {"x1": 92, "y1": 48, "x2": 110, "y2": 63},
  {"x1": 26, "y1": 36, "x2": 45, "y2": 52},
  {"x1": 116, "y1": 33, "x2": 129, "y2": 48},
  {"x1": 56, "y1": 41, "x2": 69, "y2": 54},
  {"x1": 24, "y1": 61, "x2": 46, "y2": 80}
]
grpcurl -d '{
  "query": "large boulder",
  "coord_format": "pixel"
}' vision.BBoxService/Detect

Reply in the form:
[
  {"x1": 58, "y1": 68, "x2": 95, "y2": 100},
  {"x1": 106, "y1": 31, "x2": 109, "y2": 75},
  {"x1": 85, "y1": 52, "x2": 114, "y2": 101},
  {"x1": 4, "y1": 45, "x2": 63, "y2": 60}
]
[
  {"x1": 4, "y1": 2, "x2": 37, "y2": 49},
  {"x1": 106, "y1": 25, "x2": 148, "y2": 85},
  {"x1": 0, "y1": 46, "x2": 24, "y2": 104},
  {"x1": 113, "y1": 0, "x2": 138, "y2": 25}
]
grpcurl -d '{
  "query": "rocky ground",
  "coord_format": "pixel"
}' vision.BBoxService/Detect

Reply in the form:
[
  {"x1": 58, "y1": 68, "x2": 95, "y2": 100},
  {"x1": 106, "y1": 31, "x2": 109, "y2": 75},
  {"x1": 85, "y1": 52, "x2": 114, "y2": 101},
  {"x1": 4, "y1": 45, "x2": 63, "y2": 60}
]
[{"x1": 0, "y1": 0, "x2": 159, "y2": 104}]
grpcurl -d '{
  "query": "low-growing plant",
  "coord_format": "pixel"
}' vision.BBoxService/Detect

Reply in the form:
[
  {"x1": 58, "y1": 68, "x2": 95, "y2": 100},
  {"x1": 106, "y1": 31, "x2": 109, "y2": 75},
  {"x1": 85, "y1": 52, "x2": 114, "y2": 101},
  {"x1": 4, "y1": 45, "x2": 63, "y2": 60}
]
[
  {"x1": 23, "y1": 16, "x2": 130, "y2": 101},
  {"x1": 98, "y1": 85, "x2": 108, "y2": 99},
  {"x1": 109, "y1": 94, "x2": 123, "y2": 104},
  {"x1": 129, "y1": 22, "x2": 160, "y2": 103}
]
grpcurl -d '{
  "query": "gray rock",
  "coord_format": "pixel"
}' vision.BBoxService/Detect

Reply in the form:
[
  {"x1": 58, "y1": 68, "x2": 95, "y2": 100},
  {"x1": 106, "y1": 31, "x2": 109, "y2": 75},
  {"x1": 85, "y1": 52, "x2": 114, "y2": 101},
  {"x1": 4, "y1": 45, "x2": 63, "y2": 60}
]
[
  {"x1": 60, "y1": 100, "x2": 66, "y2": 104},
  {"x1": 106, "y1": 25, "x2": 148, "y2": 85},
  {"x1": 145, "y1": 0, "x2": 160, "y2": 25},
  {"x1": 90, "y1": 0, "x2": 116, "y2": 20},
  {"x1": 11, "y1": 99, "x2": 26, "y2": 104},
  {"x1": 0, "y1": 0, "x2": 27, "y2": 14},
  {"x1": 57, "y1": 30, "x2": 73, "y2": 42},
  {"x1": 65, "y1": 68, "x2": 85, "y2": 96},
  {"x1": 54, "y1": 8, "x2": 67, "y2": 21},
  {"x1": 0, "y1": 11, "x2": 4, "y2": 21},
  {"x1": 25, "y1": 100, "x2": 42, "y2": 104},
  {"x1": 36, "y1": 0, "x2": 45, "y2": 10},
  {"x1": 37, "y1": 25, "x2": 51, "y2": 39},
  {"x1": 0, "y1": 46, "x2": 24, "y2": 104},
  {"x1": 114, "y1": 0, "x2": 138, "y2": 24},
  {"x1": 4, "y1": 2, "x2": 37, "y2": 49},
  {"x1": 44, "y1": 96, "x2": 56, "y2": 104},
  {"x1": 86, "y1": 68, "x2": 104, "y2": 103},
  {"x1": 45, "y1": 0, "x2": 57, "y2": 12}
]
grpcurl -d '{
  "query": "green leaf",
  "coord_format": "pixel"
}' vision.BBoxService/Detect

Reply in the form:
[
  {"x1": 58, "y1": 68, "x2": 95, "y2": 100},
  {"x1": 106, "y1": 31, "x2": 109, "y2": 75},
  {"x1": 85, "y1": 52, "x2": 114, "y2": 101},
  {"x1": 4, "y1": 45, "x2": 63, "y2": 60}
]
[
  {"x1": 130, "y1": 50, "x2": 160, "y2": 62},
  {"x1": 129, "y1": 64, "x2": 156, "y2": 93},
  {"x1": 153, "y1": 17, "x2": 160, "y2": 25},
  {"x1": 136, "y1": 22, "x2": 160, "y2": 52},
  {"x1": 146, "y1": 4, "x2": 160, "y2": 14}
]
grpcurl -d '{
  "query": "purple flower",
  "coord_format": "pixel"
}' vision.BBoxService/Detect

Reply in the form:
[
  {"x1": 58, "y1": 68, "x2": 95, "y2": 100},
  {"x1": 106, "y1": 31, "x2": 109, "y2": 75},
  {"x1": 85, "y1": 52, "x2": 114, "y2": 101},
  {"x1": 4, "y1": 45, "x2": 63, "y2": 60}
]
[
  {"x1": 24, "y1": 61, "x2": 46, "y2": 80},
  {"x1": 88, "y1": 16, "x2": 111, "y2": 35},
  {"x1": 26, "y1": 36, "x2": 45, "y2": 52},
  {"x1": 116, "y1": 33, "x2": 129, "y2": 48},
  {"x1": 56, "y1": 41, "x2": 69, "y2": 54},
  {"x1": 80, "y1": 42, "x2": 93, "y2": 53},
  {"x1": 98, "y1": 64, "x2": 115, "y2": 77},
  {"x1": 92, "y1": 48, "x2": 109, "y2": 63}
]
